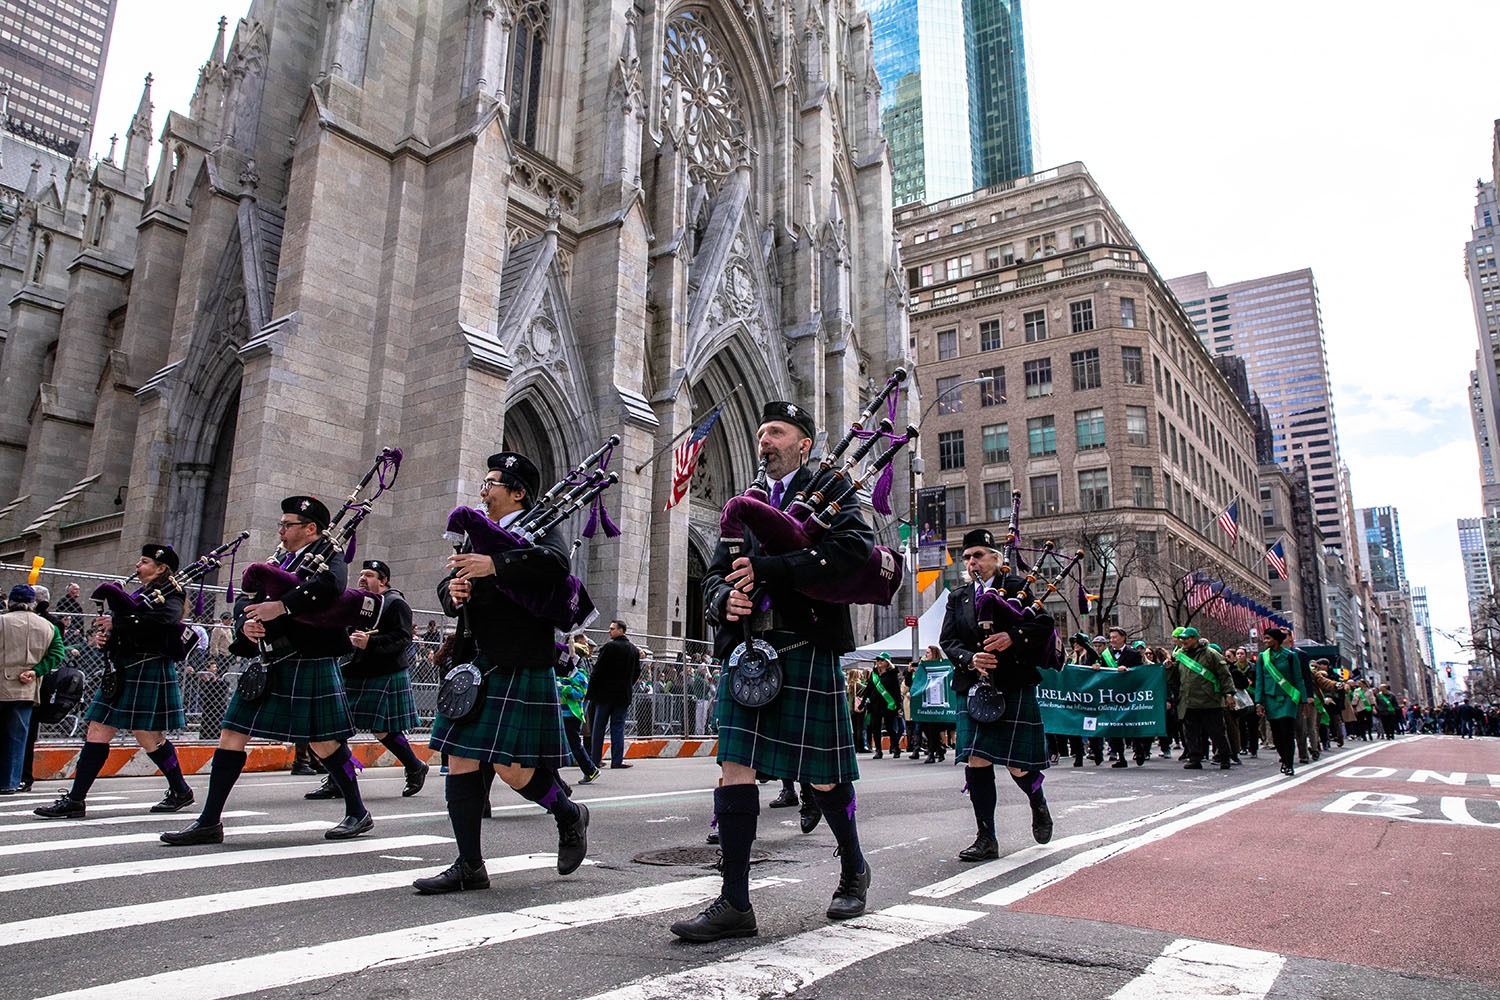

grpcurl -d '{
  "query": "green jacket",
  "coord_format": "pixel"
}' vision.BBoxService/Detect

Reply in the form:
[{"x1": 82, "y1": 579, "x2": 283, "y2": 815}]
[
  {"x1": 1254, "y1": 647, "x2": 1303, "y2": 721},
  {"x1": 1172, "y1": 643, "x2": 1234, "y2": 717},
  {"x1": 555, "y1": 666, "x2": 589, "y2": 721}
]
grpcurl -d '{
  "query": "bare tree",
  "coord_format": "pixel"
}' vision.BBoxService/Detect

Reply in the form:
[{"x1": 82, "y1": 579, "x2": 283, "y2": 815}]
[
  {"x1": 1135, "y1": 544, "x2": 1250, "y2": 648},
  {"x1": 1070, "y1": 508, "x2": 1141, "y2": 638}
]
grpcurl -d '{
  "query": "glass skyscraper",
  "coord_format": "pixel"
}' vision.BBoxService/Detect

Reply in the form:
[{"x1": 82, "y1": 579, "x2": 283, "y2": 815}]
[
  {"x1": 0, "y1": 0, "x2": 117, "y2": 156},
  {"x1": 865, "y1": 0, "x2": 1033, "y2": 205}
]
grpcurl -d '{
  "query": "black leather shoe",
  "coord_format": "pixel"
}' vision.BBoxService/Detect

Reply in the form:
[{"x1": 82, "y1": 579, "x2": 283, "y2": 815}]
[
  {"x1": 610, "y1": 762, "x2": 633, "y2": 769},
  {"x1": 305, "y1": 779, "x2": 341, "y2": 800},
  {"x1": 1183, "y1": 761, "x2": 1203, "y2": 770},
  {"x1": 1111, "y1": 759, "x2": 1129, "y2": 769},
  {"x1": 768, "y1": 787, "x2": 798, "y2": 808},
  {"x1": 1031, "y1": 802, "x2": 1054, "y2": 845},
  {"x1": 289, "y1": 762, "x2": 318, "y2": 776},
  {"x1": 403, "y1": 763, "x2": 430, "y2": 797},
  {"x1": 799, "y1": 801, "x2": 821, "y2": 835},
  {"x1": 161, "y1": 820, "x2": 224, "y2": 846},
  {"x1": 34, "y1": 794, "x2": 85, "y2": 819},
  {"x1": 413, "y1": 857, "x2": 490, "y2": 894},
  {"x1": 151, "y1": 788, "x2": 196, "y2": 813},
  {"x1": 958, "y1": 834, "x2": 999, "y2": 862},
  {"x1": 325, "y1": 811, "x2": 374, "y2": 840},
  {"x1": 557, "y1": 802, "x2": 589, "y2": 874},
  {"x1": 826, "y1": 863, "x2": 870, "y2": 919},
  {"x1": 670, "y1": 896, "x2": 757, "y2": 942}
]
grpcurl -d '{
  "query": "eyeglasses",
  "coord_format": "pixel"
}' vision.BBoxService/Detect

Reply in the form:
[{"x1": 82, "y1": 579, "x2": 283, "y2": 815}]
[
  {"x1": 479, "y1": 478, "x2": 507, "y2": 493},
  {"x1": 962, "y1": 552, "x2": 987, "y2": 561},
  {"x1": 277, "y1": 520, "x2": 310, "y2": 531}
]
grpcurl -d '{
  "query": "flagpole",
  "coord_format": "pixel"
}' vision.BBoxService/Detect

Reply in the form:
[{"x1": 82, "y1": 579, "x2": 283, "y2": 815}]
[{"x1": 632, "y1": 382, "x2": 744, "y2": 474}]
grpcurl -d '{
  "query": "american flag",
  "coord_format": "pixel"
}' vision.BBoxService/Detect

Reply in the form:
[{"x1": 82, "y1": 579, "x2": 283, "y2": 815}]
[
  {"x1": 1216, "y1": 500, "x2": 1239, "y2": 544},
  {"x1": 664, "y1": 406, "x2": 723, "y2": 510},
  {"x1": 1264, "y1": 540, "x2": 1288, "y2": 580}
]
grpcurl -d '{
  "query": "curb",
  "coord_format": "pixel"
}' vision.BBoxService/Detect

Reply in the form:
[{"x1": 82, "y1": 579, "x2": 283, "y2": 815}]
[{"x1": 32, "y1": 737, "x2": 719, "y2": 780}]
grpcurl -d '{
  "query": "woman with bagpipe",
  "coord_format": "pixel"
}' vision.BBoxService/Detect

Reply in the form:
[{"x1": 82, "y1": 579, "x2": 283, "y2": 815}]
[
  {"x1": 940, "y1": 527, "x2": 1061, "y2": 862},
  {"x1": 36, "y1": 545, "x2": 195, "y2": 819}
]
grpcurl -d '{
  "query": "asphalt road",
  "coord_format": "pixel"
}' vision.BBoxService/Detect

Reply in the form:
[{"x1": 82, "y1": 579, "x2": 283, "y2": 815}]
[{"x1": 1, "y1": 735, "x2": 1494, "y2": 1000}]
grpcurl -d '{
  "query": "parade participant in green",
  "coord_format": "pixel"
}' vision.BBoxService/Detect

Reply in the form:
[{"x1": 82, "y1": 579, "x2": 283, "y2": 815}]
[
  {"x1": 1170, "y1": 627, "x2": 1236, "y2": 770},
  {"x1": 1254, "y1": 628, "x2": 1303, "y2": 776}
]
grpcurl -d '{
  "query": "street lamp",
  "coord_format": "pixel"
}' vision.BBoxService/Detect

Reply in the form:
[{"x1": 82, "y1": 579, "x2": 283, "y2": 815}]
[{"x1": 907, "y1": 375, "x2": 997, "y2": 666}]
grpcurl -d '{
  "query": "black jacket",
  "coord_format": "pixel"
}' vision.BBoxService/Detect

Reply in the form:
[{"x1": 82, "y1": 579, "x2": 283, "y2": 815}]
[
  {"x1": 586, "y1": 635, "x2": 642, "y2": 705},
  {"x1": 343, "y1": 588, "x2": 413, "y2": 679},
  {"x1": 438, "y1": 522, "x2": 569, "y2": 671},
  {"x1": 940, "y1": 581, "x2": 1055, "y2": 695},
  {"x1": 108, "y1": 576, "x2": 185, "y2": 660},
  {"x1": 233, "y1": 544, "x2": 353, "y2": 659},
  {"x1": 702, "y1": 464, "x2": 875, "y2": 660}
]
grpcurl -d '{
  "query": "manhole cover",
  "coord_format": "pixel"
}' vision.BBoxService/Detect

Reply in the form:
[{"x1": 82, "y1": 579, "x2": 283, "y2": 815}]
[{"x1": 633, "y1": 847, "x2": 774, "y2": 867}]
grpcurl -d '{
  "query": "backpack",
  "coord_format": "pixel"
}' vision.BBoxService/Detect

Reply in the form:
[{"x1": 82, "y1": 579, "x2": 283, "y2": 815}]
[{"x1": 38, "y1": 661, "x2": 86, "y2": 724}]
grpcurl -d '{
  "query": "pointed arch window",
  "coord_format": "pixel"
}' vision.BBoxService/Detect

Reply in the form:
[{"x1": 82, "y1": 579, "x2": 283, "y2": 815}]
[
  {"x1": 508, "y1": 1, "x2": 549, "y2": 148},
  {"x1": 91, "y1": 195, "x2": 112, "y2": 247},
  {"x1": 164, "y1": 144, "x2": 185, "y2": 202},
  {"x1": 32, "y1": 234, "x2": 50, "y2": 283}
]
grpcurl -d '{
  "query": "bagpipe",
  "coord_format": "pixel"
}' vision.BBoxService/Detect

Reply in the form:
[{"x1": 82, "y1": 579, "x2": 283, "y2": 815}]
[
  {"x1": 718, "y1": 367, "x2": 917, "y2": 608},
  {"x1": 443, "y1": 435, "x2": 621, "y2": 632},
  {"x1": 238, "y1": 446, "x2": 403, "y2": 631}
]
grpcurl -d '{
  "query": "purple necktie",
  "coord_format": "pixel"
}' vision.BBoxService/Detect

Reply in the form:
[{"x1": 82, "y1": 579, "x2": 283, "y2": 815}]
[{"x1": 770, "y1": 480, "x2": 785, "y2": 510}]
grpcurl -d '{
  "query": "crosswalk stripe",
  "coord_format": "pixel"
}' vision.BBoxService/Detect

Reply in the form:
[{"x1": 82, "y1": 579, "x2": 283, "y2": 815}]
[
  {"x1": 0, "y1": 820, "x2": 334, "y2": 858},
  {"x1": 0, "y1": 810, "x2": 264, "y2": 835},
  {"x1": 0, "y1": 801, "x2": 164, "y2": 818},
  {"x1": 0, "y1": 853, "x2": 577, "y2": 949},
  {"x1": 0, "y1": 833, "x2": 450, "y2": 894},
  {"x1": 36, "y1": 875, "x2": 801, "y2": 1000},
  {"x1": 582, "y1": 903, "x2": 984, "y2": 1000},
  {"x1": 1109, "y1": 939, "x2": 1285, "y2": 999}
]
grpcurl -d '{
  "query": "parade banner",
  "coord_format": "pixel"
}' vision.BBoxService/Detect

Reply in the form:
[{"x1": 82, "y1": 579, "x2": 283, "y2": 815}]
[
  {"x1": 909, "y1": 660, "x2": 958, "y2": 724},
  {"x1": 1037, "y1": 664, "x2": 1167, "y2": 738}
]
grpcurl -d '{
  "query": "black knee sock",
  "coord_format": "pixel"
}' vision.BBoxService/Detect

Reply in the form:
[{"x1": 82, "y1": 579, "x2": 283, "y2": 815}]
[
  {"x1": 811, "y1": 783, "x2": 865, "y2": 879},
  {"x1": 715, "y1": 784, "x2": 760, "y2": 910},
  {"x1": 198, "y1": 748, "x2": 247, "y2": 825},
  {"x1": 965, "y1": 765, "x2": 997, "y2": 836},
  {"x1": 1010, "y1": 769, "x2": 1046, "y2": 807},
  {"x1": 518, "y1": 767, "x2": 579, "y2": 826},
  {"x1": 379, "y1": 732, "x2": 425, "y2": 771},
  {"x1": 317, "y1": 743, "x2": 367, "y2": 818},
  {"x1": 67, "y1": 741, "x2": 111, "y2": 802},
  {"x1": 145, "y1": 739, "x2": 191, "y2": 795},
  {"x1": 446, "y1": 770, "x2": 486, "y2": 863}
]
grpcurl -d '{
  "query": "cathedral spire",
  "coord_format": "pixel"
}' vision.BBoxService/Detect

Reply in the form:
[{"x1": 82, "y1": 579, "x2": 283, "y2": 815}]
[
  {"x1": 23, "y1": 159, "x2": 41, "y2": 201},
  {"x1": 123, "y1": 73, "x2": 154, "y2": 184},
  {"x1": 190, "y1": 17, "x2": 230, "y2": 126},
  {"x1": 211, "y1": 14, "x2": 228, "y2": 64}
]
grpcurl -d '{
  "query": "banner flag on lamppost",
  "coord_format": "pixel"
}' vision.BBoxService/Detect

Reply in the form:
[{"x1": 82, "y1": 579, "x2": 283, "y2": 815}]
[{"x1": 915, "y1": 486, "x2": 948, "y2": 592}]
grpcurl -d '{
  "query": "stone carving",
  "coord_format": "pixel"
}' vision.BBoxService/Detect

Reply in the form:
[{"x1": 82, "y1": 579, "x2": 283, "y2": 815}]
[{"x1": 660, "y1": 11, "x2": 745, "y2": 192}]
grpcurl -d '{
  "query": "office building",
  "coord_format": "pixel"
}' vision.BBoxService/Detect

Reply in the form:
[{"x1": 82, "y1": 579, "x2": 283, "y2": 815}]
[
  {"x1": 1466, "y1": 173, "x2": 1500, "y2": 511},
  {"x1": 866, "y1": 0, "x2": 1033, "y2": 205},
  {"x1": 0, "y1": 0, "x2": 117, "y2": 156},
  {"x1": 1355, "y1": 506, "x2": 1406, "y2": 593},
  {"x1": 1459, "y1": 517, "x2": 1493, "y2": 671}
]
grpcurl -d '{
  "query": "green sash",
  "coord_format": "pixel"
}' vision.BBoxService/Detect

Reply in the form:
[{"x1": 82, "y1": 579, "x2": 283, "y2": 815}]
[
  {"x1": 1259, "y1": 650, "x2": 1302, "y2": 704},
  {"x1": 1100, "y1": 647, "x2": 1120, "y2": 670},
  {"x1": 1172, "y1": 648, "x2": 1220, "y2": 693},
  {"x1": 870, "y1": 670, "x2": 898, "y2": 712}
]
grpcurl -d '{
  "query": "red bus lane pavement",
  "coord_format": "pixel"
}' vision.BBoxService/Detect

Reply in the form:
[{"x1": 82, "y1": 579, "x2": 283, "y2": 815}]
[{"x1": 1004, "y1": 736, "x2": 1500, "y2": 988}]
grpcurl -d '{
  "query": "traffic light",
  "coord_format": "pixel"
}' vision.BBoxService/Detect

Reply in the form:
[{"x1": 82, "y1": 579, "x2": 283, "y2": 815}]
[{"x1": 1446, "y1": 666, "x2": 1453, "y2": 678}]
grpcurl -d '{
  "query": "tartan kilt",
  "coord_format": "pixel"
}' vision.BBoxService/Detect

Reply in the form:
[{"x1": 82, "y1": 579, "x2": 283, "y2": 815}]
[
  {"x1": 221, "y1": 656, "x2": 355, "y2": 742},
  {"x1": 83, "y1": 656, "x2": 185, "y2": 732},
  {"x1": 716, "y1": 640, "x2": 859, "y2": 786},
  {"x1": 344, "y1": 669, "x2": 420, "y2": 732},
  {"x1": 429, "y1": 653, "x2": 569, "y2": 768},
  {"x1": 956, "y1": 684, "x2": 1051, "y2": 770}
]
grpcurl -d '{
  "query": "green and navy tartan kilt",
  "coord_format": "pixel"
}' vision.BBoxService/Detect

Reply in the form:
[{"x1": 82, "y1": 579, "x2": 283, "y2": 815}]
[
  {"x1": 429, "y1": 653, "x2": 569, "y2": 768},
  {"x1": 83, "y1": 656, "x2": 185, "y2": 732},
  {"x1": 221, "y1": 656, "x2": 355, "y2": 742},
  {"x1": 956, "y1": 684, "x2": 1051, "y2": 770},
  {"x1": 716, "y1": 640, "x2": 859, "y2": 786},
  {"x1": 344, "y1": 669, "x2": 420, "y2": 732}
]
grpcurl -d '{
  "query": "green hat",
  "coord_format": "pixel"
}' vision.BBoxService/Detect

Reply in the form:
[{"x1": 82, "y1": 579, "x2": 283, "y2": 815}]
[
  {"x1": 1132, "y1": 641, "x2": 1146, "y2": 649},
  {"x1": 876, "y1": 652, "x2": 892, "y2": 662},
  {"x1": 1171, "y1": 626, "x2": 1186, "y2": 638},
  {"x1": 1207, "y1": 642, "x2": 1222, "y2": 652},
  {"x1": 1178, "y1": 626, "x2": 1200, "y2": 639}
]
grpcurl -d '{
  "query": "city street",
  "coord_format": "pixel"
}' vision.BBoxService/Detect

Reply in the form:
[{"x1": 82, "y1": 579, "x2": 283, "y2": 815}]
[{"x1": 2, "y1": 735, "x2": 1495, "y2": 1000}]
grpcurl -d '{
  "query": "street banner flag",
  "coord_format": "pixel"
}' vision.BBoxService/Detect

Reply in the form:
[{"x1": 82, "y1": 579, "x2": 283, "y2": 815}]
[
  {"x1": 665, "y1": 406, "x2": 723, "y2": 510},
  {"x1": 1216, "y1": 500, "x2": 1239, "y2": 543},
  {"x1": 1036, "y1": 664, "x2": 1168, "y2": 738},
  {"x1": 1265, "y1": 540, "x2": 1288, "y2": 580},
  {"x1": 917, "y1": 546, "x2": 951, "y2": 593}
]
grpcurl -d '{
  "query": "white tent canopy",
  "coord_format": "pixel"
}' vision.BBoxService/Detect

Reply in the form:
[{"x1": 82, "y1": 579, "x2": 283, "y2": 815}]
[{"x1": 844, "y1": 589, "x2": 951, "y2": 662}]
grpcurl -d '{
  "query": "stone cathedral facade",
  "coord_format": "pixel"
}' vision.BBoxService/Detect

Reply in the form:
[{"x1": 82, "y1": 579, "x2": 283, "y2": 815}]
[{"x1": 0, "y1": 0, "x2": 907, "y2": 644}]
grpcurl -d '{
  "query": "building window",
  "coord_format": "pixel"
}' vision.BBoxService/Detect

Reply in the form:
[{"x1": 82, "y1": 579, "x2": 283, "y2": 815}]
[
  {"x1": 1028, "y1": 415, "x2": 1057, "y2": 457},
  {"x1": 1126, "y1": 405, "x2": 1149, "y2": 445},
  {"x1": 1024, "y1": 358, "x2": 1052, "y2": 398},
  {"x1": 1120, "y1": 297, "x2": 1136, "y2": 328},
  {"x1": 1023, "y1": 309, "x2": 1047, "y2": 343},
  {"x1": 1070, "y1": 349, "x2": 1101, "y2": 391},
  {"x1": 1122, "y1": 346, "x2": 1144, "y2": 385},
  {"x1": 937, "y1": 328, "x2": 958, "y2": 360},
  {"x1": 979, "y1": 367, "x2": 1005, "y2": 405},
  {"x1": 1137, "y1": 530, "x2": 1158, "y2": 556},
  {"x1": 1070, "y1": 298, "x2": 1095, "y2": 333},
  {"x1": 936, "y1": 374, "x2": 963, "y2": 414},
  {"x1": 979, "y1": 319, "x2": 1002, "y2": 351},
  {"x1": 920, "y1": 263, "x2": 935, "y2": 286},
  {"x1": 1030, "y1": 474, "x2": 1060, "y2": 515},
  {"x1": 938, "y1": 430, "x2": 965, "y2": 470},
  {"x1": 982, "y1": 423, "x2": 1010, "y2": 464},
  {"x1": 983, "y1": 480, "x2": 1012, "y2": 520},
  {"x1": 946, "y1": 486, "x2": 968, "y2": 527},
  {"x1": 1075, "y1": 408, "x2": 1105, "y2": 450},
  {"x1": 508, "y1": 1, "x2": 549, "y2": 147},
  {"x1": 1153, "y1": 356, "x2": 1163, "y2": 392},
  {"x1": 1131, "y1": 466, "x2": 1154, "y2": 507},
  {"x1": 1071, "y1": 225, "x2": 1087, "y2": 248},
  {"x1": 1079, "y1": 469, "x2": 1110, "y2": 511}
]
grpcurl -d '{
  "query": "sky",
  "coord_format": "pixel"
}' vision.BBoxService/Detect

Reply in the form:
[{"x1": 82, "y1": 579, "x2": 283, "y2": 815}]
[{"x1": 89, "y1": 0, "x2": 1500, "y2": 670}]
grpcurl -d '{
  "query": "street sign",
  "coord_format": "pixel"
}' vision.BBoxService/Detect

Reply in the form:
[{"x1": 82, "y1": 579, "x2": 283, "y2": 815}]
[{"x1": 905, "y1": 616, "x2": 918, "y2": 627}]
